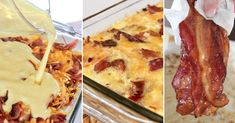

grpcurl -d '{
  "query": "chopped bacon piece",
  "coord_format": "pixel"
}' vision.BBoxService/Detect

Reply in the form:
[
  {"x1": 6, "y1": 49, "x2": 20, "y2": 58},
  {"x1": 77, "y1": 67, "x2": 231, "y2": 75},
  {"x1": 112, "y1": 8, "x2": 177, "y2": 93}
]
[
  {"x1": 33, "y1": 49, "x2": 44, "y2": 60},
  {"x1": 49, "y1": 114, "x2": 66, "y2": 123},
  {"x1": 128, "y1": 80, "x2": 145, "y2": 102},
  {"x1": 54, "y1": 40, "x2": 78, "y2": 50},
  {"x1": 111, "y1": 59, "x2": 126, "y2": 71},
  {"x1": 94, "y1": 59, "x2": 111, "y2": 73},
  {"x1": 0, "y1": 91, "x2": 8, "y2": 104},
  {"x1": 8, "y1": 102, "x2": 23, "y2": 121},
  {"x1": 141, "y1": 48, "x2": 158, "y2": 58},
  {"x1": 36, "y1": 117, "x2": 45, "y2": 123},
  {"x1": 172, "y1": 0, "x2": 229, "y2": 117},
  {"x1": 50, "y1": 63, "x2": 62, "y2": 70},
  {"x1": 147, "y1": 5, "x2": 163, "y2": 14},
  {"x1": 149, "y1": 58, "x2": 163, "y2": 71},
  {"x1": 94, "y1": 59, "x2": 127, "y2": 73},
  {"x1": 29, "y1": 39, "x2": 44, "y2": 48},
  {"x1": 111, "y1": 29, "x2": 144, "y2": 42},
  {"x1": 101, "y1": 39, "x2": 117, "y2": 47}
]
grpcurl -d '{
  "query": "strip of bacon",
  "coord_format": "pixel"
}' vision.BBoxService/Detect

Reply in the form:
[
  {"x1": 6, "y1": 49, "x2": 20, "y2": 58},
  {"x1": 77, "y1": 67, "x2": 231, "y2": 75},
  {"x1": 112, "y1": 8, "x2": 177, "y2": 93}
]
[
  {"x1": 172, "y1": 0, "x2": 230, "y2": 117},
  {"x1": 111, "y1": 29, "x2": 144, "y2": 43}
]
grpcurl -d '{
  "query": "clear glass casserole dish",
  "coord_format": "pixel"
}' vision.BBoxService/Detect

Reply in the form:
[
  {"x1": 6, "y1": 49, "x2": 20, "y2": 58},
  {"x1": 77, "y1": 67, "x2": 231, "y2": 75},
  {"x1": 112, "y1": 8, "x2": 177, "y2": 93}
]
[
  {"x1": 0, "y1": 0, "x2": 82, "y2": 122},
  {"x1": 83, "y1": 0, "x2": 163, "y2": 122}
]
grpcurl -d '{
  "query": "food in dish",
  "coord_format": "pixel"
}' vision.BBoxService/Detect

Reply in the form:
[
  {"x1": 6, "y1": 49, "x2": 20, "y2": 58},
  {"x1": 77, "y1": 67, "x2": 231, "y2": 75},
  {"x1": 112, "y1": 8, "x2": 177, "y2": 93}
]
[
  {"x1": 172, "y1": 0, "x2": 230, "y2": 117},
  {"x1": 83, "y1": 3, "x2": 163, "y2": 115},
  {"x1": 0, "y1": 36, "x2": 81, "y2": 123}
]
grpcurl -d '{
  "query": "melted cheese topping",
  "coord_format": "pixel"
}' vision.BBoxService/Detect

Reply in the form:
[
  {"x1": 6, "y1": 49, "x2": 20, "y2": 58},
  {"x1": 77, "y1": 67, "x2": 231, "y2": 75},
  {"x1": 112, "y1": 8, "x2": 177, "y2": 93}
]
[
  {"x1": 84, "y1": 3, "x2": 163, "y2": 115},
  {"x1": 0, "y1": 41, "x2": 60, "y2": 118}
]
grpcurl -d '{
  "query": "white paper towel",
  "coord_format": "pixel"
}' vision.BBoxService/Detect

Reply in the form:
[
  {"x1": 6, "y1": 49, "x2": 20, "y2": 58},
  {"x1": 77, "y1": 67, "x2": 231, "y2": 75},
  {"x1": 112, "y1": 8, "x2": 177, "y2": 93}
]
[{"x1": 165, "y1": 0, "x2": 235, "y2": 45}]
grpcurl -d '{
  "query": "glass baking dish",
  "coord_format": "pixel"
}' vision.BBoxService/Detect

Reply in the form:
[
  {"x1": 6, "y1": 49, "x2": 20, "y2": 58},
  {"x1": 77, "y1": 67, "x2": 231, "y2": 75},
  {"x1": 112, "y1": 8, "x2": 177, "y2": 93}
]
[
  {"x1": 0, "y1": 0, "x2": 82, "y2": 122},
  {"x1": 83, "y1": 0, "x2": 163, "y2": 122}
]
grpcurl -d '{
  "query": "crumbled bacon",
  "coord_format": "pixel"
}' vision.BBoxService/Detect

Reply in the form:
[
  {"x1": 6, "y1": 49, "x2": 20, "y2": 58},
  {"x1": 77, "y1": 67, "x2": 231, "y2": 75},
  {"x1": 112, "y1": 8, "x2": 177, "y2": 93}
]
[
  {"x1": 111, "y1": 59, "x2": 126, "y2": 71},
  {"x1": 8, "y1": 102, "x2": 24, "y2": 121},
  {"x1": 111, "y1": 29, "x2": 144, "y2": 43},
  {"x1": 94, "y1": 59, "x2": 111, "y2": 73},
  {"x1": 128, "y1": 80, "x2": 145, "y2": 102},
  {"x1": 0, "y1": 91, "x2": 8, "y2": 104},
  {"x1": 50, "y1": 63, "x2": 62, "y2": 71},
  {"x1": 93, "y1": 39, "x2": 117, "y2": 47},
  {"x1": 149, "y1": 58, "x2": 163, "y2": 71},
  {"x1": 147, "y1": 5, "x2": 163, "y2": 14},
  {"x1": 32, "y1": 49, "x2": 44, "y2": 60},
  {"x1": 49, "y1": 114, "x2": 66, "y2": 123},
  {"x1": 36, "y1": 117, "x2": 45, "y2": 123},
  {"x1": 140, "y1": 48, "x2": 158, "y2": 59},
  {"x1": 29, "y1": 39, "x2": 44, "y2": 48},
  {"x1": 54, "y1": 40, "x2": 78, "y2": 50},
  {"x1": 0, "y1": 36, "x2": 28, "y2": 42},
  {"x1": 101, "y1": 39, "x2": 117, "y2": 47}
]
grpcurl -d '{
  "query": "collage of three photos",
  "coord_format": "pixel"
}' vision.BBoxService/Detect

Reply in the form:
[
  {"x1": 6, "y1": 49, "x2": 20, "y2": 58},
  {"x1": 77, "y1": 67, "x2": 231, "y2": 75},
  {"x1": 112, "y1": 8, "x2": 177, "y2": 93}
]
[{"x1": 0, "y1": 0, "x2": 235, "y2": 123}]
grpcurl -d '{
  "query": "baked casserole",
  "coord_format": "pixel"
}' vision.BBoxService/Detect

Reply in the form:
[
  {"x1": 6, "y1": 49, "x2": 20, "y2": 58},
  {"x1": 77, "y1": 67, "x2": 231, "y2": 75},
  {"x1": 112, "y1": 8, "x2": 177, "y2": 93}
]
[{"x1": 84, "y1": 2, "x2": 163, "y2": 115}]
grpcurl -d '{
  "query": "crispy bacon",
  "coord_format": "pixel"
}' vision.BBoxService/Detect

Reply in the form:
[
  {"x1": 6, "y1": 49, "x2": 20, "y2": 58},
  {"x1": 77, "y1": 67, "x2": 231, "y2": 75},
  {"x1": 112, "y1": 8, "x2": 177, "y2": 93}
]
[
  {"x1": 8, "y1": 102, "x2": 24, "y2": 121},
  {"x1": 0, "y1": 91, "x2": 8, "y2": 104},
  {"x1": 111, "y1": 29, "x2": 144, "y2": 42},
  {"x1": 29, "y1": 39, "x2": 44, "y2": 48},
  {"x1": 141, "y1": 48, "x2": 158, "y2": 59},
  {"x1": 172, "y1": 0, "x2": 230, "y2": 117},
  {"x1": 111, "y1": 59, "x2": 126, "y2": 71},
  {"x1": 54, "y1": 40, "x2": 78, "y2": 50},
  {"x1": 128, "y1": 80, "x2": 145, "y2": 102},
  {"x1": 101, "y1": 39, "x2": 117, "y2": 47},
  {"x1": 36, "y1": 117, "x2": 45, "y2": 123},
  {"x1": 149, "y1": 58, "x2": 163, "y2": 71},
  {"x1": 94, "y1": 59, "x2": 127, "y2": 73},
  {"x1": 94, "y1": 59, "x2": 111, "y2": 73},
  {"x1": 0, "y1": 92, "x2": 7, "y2": 123},
  {"x1": 49, "y1": 114, "x2": 66, "y2": 123},
  {"x1": 147, "y1": 5, "x2": 163, "y2": 14}
]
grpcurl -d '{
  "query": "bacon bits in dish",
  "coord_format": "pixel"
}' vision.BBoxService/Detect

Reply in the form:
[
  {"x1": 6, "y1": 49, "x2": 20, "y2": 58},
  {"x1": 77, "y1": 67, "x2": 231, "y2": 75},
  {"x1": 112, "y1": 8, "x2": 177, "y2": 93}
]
[
  {"x1": 0, "y1": 36, "x2": 81, "y2": 123},
  {"x1": 83, "y1": 3, "x2": 163, "y2": 115}
]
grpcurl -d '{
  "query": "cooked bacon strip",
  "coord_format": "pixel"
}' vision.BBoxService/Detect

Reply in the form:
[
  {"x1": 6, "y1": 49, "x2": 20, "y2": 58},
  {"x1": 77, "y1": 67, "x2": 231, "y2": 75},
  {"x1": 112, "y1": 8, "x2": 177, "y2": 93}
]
[
  {"x1": 172, "y1": 0, "x2": 229, "y2": 117},
  {"x1": 147, "y1": 5, "x2": 163, "y2": 14},
  {"x1": 111, "y1": 29, "x2": 144, "y2": 42},
  {"x1": 111, "y1": 59, "x2": 126, "y2": 71},
  {"x1": 149, "y1": 58, "x2": 163, "y2": 71},
  {"x1": 141, "y1": 48, "x2": 158, "y2": 58},
  {"x1": 128, "y1": 80, "x2": 145, "y2": 102}
]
